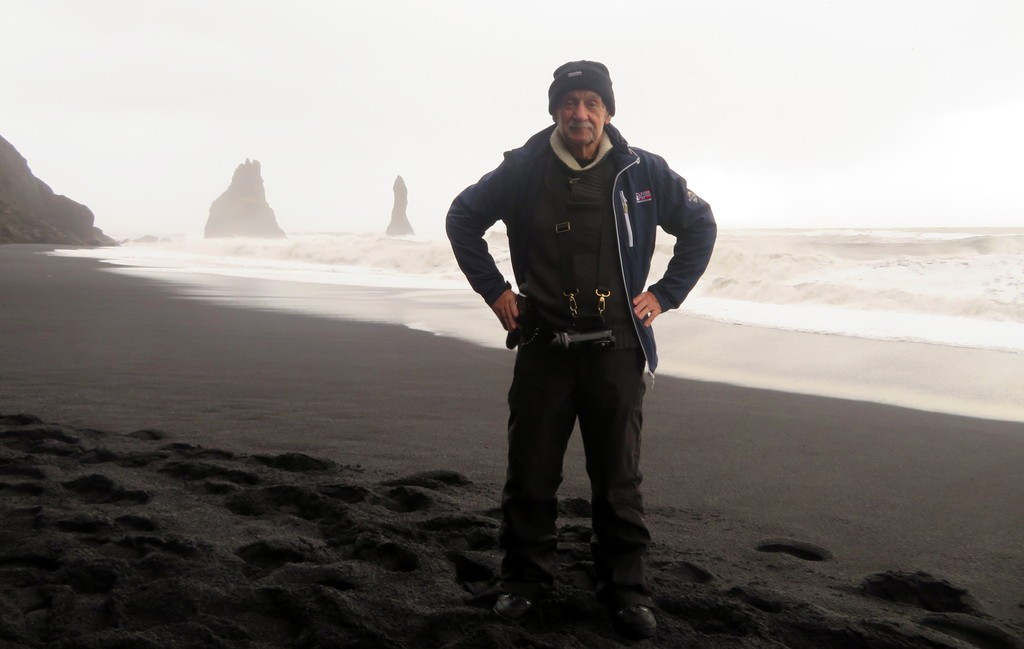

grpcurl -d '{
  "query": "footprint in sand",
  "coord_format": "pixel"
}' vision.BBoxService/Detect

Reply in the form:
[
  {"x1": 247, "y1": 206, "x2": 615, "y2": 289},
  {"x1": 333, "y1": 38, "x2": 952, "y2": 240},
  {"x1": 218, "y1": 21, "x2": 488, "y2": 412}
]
[
  {"x1": 0, "y1": 481, "x2": 44, "y2": 496},
  {"x1": 225, "y1": 484, "x2": 342, "y2": 520},
  {"x1": 556, "y1": 545, "x2": 591, "y2": 563},
  {"x1": 126, "y1": 428, "x2": 167, "y2": 441},
  {"x1": 61, "y1": 474, "x2": 150, "y2": 504},
  {"x1": 117, "y1": 533, "x2": 200, "y2": 559},
  {"x1": 0, "y1": 551, "x2": 61, "y2": 574},
  {"x1": 657, "y1": 560, "x2": 715, "y2": 584},
  {"x1": 755, "y1": 537, "x2": 832, "y2": 561},
  {"x1": 53, "y1": 513, "x2": 114, "y2": 534},
  {"x1": 351, "y1": 536, "x2": 420, "y2": 572},
  {"x1": 0, "y1": 421, "x2": 79, "y2": 444},
  {"x1": 656, "y1": 594, "x2": 761, "y2": 637},
  {"x1": 236, "y1": 537, "x2": 328, "y2": 571},
  {"x1": 161, "y1": 442, "x2": 236, "y2": 460},
  {"x1": 861, "y1": 571, "x2": 982, "y2": 614},
  {"x1": 262, "y1": 563, "x2": 359, "y2": 592},
  {"x1": 377, "y1": 485, "x2": 456, "y2": 513},
  {"x1": 0, "y1": 459, "x2": 47, "y2": 497},
  {"x1": 449, "y1": 549, "x2": 498, "y2": 583},
  {"x1": 558, "y1": 523, "x2": 592, "y2": 544},
  {"x1": 59, "y1": 559, "x2": 120, "y2": 594},
  {"x1": 919, "y1": 612, "x2": 1024, "y2": 649},
  {"x1": 159, "y1": 460, "x2": 260, "y2": 486},
  {"x1": 727, "y1": 586, "x2": 788, "y2": 613},
  {"x1": 0, "y1": 460, "x2": 46, "y2": 479},
  {"x1": 381, "y1": 469, "x2": 472, "y2": 491},
  {"x1": 0, "y1": 421, "x2": 82, "y2": 457},
  {"x1": 0, "y1": 413, "x2": 44, "y2": 426},
  {"x1": 253, "y1": 452, "x2": 336, "y2": 472},
  {"x1": 318, "y1": 482, "x2": 371, "y2": 503},
  {"x1": 558, "y1": 497, "x2": 592, "y2": 517},
  {"x1": 79, "y1": 447, "x2": 169, "y2": 468},
  {"x1": 51, "y1": 511, "x2": 159, "y2": 543},
  {"x1": 419, "y1": 513, "x2": 498, "y2": 551},
  {"x1": 115, "y1": 514, "x2": 159, "y2": 531}
]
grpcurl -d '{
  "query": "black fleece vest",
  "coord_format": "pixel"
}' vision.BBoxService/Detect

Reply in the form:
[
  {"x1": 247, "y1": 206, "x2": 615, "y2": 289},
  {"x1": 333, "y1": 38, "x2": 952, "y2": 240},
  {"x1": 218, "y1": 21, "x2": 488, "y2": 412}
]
[{"x1": 524, "y1": 150, "x2": 638, "y2": 349}]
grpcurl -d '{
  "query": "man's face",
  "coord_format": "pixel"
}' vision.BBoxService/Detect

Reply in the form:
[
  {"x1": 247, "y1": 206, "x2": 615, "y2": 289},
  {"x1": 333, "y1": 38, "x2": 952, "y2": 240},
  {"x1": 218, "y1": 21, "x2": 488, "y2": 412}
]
[{"x1": 554, "y1": 90, "x2": 611, "y2": 157}]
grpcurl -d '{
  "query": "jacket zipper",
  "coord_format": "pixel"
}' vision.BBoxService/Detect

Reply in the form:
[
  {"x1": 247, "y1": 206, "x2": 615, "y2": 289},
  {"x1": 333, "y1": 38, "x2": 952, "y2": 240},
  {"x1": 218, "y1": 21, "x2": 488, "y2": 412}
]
[
  {"x1": 611, "y1": 151, "x2": 654, "y2": 384},
  {"x1": 619, "y1": 191, "x2": 634, "y2": 248}
]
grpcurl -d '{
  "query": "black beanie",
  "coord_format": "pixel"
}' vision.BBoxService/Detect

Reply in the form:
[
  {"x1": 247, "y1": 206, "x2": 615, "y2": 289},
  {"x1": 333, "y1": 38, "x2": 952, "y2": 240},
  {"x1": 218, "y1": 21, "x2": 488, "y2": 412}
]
[{"x1": 548, "y1": 60, "x2": 615, "y2": 116}]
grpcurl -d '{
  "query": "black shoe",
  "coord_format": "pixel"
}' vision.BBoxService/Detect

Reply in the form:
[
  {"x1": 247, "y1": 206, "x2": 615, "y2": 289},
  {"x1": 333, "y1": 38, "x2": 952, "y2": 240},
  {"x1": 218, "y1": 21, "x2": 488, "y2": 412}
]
[
  {"x1": 493, "y1": 593, "x2": 533, "y2": 621},
  {"x1": 612, "y1": 604, "x2": 657, "y2": 639}
]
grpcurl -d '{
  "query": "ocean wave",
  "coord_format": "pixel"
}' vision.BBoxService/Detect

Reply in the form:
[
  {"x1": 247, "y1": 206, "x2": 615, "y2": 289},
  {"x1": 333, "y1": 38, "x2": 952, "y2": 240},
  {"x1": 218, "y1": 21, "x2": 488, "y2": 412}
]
[
  {"x1": 685, "y1": 230, "x2": 1024, "y2": 324},
  {"x1": 55, "y1": 228, "x2": 1024, "y2": 350},
  {"x1": 138, "y1": 233, "x2": 472, "y2": 278}
]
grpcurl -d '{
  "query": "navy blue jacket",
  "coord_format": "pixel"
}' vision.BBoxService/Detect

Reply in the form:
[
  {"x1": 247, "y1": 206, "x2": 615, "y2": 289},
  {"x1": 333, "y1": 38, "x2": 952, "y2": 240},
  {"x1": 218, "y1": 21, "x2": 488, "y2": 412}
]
[{"x1": 446, "y1": 123, "x2": 717, "y2": 374}]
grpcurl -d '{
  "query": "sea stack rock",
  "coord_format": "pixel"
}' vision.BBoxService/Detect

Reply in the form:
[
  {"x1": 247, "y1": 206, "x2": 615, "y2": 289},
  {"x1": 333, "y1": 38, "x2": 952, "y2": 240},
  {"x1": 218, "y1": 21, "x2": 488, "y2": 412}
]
[
  {"x1": 386, "y1": 174, "x2": 414, "y2": 236},
  {"x1": 0, "y1": 134, "x2": 115, "y2": 245},
  {"x1": 204, "y1": 159, "x2": 285, "y2": 238}
]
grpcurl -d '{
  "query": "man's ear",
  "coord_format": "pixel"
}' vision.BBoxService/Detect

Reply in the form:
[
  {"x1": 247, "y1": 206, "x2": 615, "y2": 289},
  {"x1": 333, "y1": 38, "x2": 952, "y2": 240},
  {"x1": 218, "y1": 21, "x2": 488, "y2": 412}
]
[{"x1": 604, "y1": 113, "x2": 612, "y2": 124}]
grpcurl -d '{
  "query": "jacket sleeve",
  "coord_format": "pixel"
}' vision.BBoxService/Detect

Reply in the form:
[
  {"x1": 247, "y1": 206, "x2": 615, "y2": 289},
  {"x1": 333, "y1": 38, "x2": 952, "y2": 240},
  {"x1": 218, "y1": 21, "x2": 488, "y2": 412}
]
[
  {"x1": 646, "y1": 157, "x2": 717, "y2": 310},
  {"x1": 445, "y1": 157, "x2": 516, "y2": 306}
]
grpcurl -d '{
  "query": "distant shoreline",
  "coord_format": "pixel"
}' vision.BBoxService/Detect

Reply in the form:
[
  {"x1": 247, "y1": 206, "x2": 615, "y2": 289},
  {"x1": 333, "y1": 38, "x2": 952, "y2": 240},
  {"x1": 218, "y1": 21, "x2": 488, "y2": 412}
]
[{"x1": 46, "y1": 235, "x2": 1024, "y2": 424}]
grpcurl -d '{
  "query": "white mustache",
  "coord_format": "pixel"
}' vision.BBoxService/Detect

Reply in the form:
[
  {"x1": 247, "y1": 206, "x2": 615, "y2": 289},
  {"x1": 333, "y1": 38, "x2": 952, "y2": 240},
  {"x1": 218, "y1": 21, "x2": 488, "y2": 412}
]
[{"x1": 568, "y1": 120, "x2": 593, "y2": 129}]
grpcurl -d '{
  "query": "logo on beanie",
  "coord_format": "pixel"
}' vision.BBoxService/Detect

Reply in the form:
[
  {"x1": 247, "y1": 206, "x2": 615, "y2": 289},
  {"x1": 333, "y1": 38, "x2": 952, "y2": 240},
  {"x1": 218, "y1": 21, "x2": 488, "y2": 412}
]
[
  {"x1": 635, "y1": 190, "x2": 653, "y2": 203},
  {"x1": 568, "y1": 71, "x2": 583, "y2": 78}
]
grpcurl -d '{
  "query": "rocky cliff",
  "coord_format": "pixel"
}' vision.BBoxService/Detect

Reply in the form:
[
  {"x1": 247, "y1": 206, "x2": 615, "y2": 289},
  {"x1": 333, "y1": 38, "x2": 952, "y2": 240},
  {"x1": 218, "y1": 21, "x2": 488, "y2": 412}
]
[
  {"x1": 205, "y1": 159, "x2": 285, "y2": 238},
  {"x1": 0, "y1": 134, "x2": 115, "y2": 245},
  {"x1": 386, "y1": 174, "x2": 414, "y2": 236}
]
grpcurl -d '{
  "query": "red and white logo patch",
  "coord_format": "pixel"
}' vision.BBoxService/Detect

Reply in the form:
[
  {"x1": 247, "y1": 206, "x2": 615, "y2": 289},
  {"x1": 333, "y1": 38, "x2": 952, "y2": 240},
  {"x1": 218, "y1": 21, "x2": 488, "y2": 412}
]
[{"x1": 635, "y1": 190, "x2": 653, "y2": 203}]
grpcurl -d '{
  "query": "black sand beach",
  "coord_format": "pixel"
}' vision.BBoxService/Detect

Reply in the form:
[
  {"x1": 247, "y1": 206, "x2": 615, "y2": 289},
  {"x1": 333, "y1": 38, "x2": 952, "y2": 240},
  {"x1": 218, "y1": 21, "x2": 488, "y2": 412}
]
[{"x1": 2, "y1": 245, "x2": 1022, "y2": 648}]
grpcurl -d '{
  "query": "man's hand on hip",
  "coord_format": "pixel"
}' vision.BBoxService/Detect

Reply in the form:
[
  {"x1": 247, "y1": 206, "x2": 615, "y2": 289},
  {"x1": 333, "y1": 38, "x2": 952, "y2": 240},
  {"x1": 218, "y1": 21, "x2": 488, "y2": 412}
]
[
  {"x1": 632, "y1": 292, "x2": 662, "y2": 328},
  {"x1": 491, "y1": 289, "x2": 520, "y2": 331}
]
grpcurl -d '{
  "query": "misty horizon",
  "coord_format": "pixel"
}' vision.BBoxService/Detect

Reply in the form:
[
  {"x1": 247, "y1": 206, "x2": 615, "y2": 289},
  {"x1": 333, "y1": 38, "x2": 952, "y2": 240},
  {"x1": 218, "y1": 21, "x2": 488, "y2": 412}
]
[{"x1": 3, "y1": 1, "x2": 1022, "y2": 240}]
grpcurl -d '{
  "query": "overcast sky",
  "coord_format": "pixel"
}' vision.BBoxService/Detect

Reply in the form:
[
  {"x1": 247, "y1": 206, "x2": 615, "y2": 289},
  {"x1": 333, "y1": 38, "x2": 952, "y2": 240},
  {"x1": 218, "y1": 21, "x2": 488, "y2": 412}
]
[{"x1": 3, "y1": 0, "x2": 1022, "y2": 239}]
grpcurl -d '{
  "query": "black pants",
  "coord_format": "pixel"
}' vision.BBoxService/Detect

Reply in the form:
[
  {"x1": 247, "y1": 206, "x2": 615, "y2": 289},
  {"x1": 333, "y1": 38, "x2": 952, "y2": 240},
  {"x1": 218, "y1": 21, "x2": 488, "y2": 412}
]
[{"x1": 500, "y1": 345, "x2": 651, "y2": 608}]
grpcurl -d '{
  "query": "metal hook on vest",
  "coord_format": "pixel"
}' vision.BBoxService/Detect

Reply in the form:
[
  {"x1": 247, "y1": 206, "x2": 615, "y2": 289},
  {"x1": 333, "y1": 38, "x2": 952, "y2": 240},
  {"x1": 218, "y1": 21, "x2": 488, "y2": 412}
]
[
  {"x1": 595, "y1": 289, "x2": 611, "y2": 315},
  {"x1": 563, "y1": 289, "x2": 579, "y2": 319}
]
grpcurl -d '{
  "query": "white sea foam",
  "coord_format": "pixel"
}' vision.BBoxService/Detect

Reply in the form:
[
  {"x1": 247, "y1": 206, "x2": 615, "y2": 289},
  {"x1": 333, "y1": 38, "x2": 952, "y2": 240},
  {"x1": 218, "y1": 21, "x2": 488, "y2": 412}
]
[
  {"x1": 678, "y1": 229, "x2": 1024, "y2": 352},
  {"x1": 57, "y1": 234, "x2": 478, "y2": 290},
  {"x1": 51, "y1": 228, "x2": 1024, "y2": 422},
  {"x1": 54, "y1": 228, "x2": 1024, "y2": 353}
]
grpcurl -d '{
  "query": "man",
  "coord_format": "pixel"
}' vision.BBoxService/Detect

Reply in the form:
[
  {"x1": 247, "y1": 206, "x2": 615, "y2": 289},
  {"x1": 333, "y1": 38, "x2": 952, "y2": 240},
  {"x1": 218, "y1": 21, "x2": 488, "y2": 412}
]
[{"x1": 446, "y1": 61, "x2": 716, "y2": 640}]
